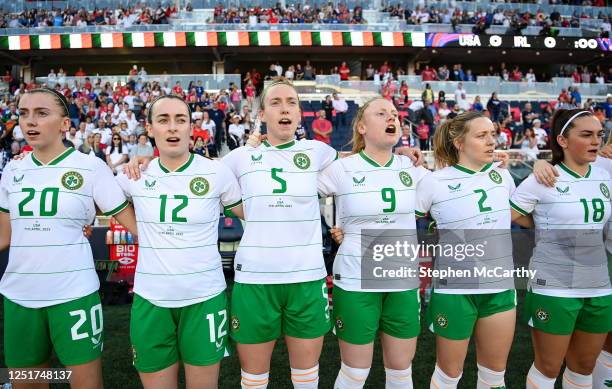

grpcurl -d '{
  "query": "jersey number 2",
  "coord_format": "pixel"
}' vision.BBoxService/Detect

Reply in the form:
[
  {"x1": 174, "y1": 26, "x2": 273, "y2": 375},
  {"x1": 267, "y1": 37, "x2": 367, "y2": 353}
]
[{"x1": 474, "y1": 189, "x2": 492, "y2": 212}]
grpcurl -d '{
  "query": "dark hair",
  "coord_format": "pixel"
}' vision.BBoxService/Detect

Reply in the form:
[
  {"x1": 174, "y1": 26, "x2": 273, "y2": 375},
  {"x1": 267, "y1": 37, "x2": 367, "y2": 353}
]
[
  {"x1": 549, "y1": 108, "x2": 594, "y2": 165},
  {"x1": 109, "y1": 136, "x2": 123, "y2": 155},
  {"x1": 147, "y1": 95, "x2": 192, "y2": 124},
  {"x1": 24, "y1": 88, "x2": 69, "y2": 117}
]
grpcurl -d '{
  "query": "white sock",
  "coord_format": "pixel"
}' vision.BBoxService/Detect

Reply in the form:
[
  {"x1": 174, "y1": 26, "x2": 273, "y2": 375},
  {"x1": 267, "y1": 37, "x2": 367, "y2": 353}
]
[
  {"x1": 562, "y1": 367, "x2": 592, "y2": 389},
  {"x1": 593, "y1": 350, "x2": 612, "y2": 389},
  {"x1": 526, "y1": 364, "x2": 556, "y2": 389},
  {"x1": 334, "y1": 361, "x2": 370, "y2": 389},
  {"x1": 291, "y1": 364, "x2": 319, "y2": 389},
  {"x1": 476, "y1": 363, "x2": 506, "y2": 389},
  {"x1": 430, "y1": 364, "x2": 461, "y2": 389},
  {"x1": 385, "y1": 366, "x2": 413, "y2": 389},
  {"x1": 241, "y1": 370, "x2": 269, "y2": 389}
]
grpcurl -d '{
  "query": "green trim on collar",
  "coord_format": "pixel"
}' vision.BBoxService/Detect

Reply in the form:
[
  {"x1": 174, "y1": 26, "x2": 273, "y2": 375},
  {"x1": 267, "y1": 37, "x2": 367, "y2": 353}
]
[
  {"x1": 263, "y1": 139, "x2": 296, "y2": 149},
  {"x1": 558, "y1": 162, "x2": 591, "y2": 179},
  {"x1": 359, "y1": 151, "x2": 393, "y2": 167},
  {"x1": 158, "y1": 153, "x2": 194, "y2": 173},
  {"x1": 452, "y1": 162, "x2": 492, "y2": 175},
  {"x1": 31, "y1": 147, "x2": 74, "y2": 166}
]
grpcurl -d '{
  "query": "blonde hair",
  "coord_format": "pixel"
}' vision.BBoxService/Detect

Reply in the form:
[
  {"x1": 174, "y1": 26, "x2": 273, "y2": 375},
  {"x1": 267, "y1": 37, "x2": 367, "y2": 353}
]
[
  {"x1": 349, "y1": 97, "x2": 387, "y2": 154},
  {"x1": 260, "y1": 78, "x2": 301, "y2": 111},
  {"x1": 433, "y1": 111, "x2": 485, "y2": 168}
]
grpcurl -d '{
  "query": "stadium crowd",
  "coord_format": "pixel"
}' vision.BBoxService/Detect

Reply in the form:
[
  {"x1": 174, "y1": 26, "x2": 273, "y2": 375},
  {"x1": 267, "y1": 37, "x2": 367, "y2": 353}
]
[
  {"x1": 211, "y1": 3, "x2": 365, "y2": 24},
  {"x1": 0, "y1": 4, "x2": 178, "y2": 28},
  {"x1": 0, "y1": 63, "x2": 611, "y2": 177}
]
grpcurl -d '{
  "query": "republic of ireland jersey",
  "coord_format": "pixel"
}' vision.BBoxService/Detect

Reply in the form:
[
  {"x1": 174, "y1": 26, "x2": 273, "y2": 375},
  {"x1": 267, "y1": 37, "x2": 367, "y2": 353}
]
[{"x1": 0, "y1": 148, "x2": 128, "y2": 308}]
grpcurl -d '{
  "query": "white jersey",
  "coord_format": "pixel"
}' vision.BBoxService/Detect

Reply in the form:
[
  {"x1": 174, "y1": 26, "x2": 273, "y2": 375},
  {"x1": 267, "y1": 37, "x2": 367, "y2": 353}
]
[
  {"x1": 0, "y1": 148, "x2": 128, "y2": 308},
  {"x1": 511, "y1": 163, "x2": 611, "y2": 298},
  {"x1": 222, "y1": 139, "x2": 337, "y2": 284},
  {"x1": 593, "y1": 156, "x2": 612, "y2": 176},
  {"x1": 318, "y1": 151, "x2": 429, "y2": 292},
  {"x1": 416, "y1": 162, "x2": 516, "y2": 294},
  {"x1": 116, "y1": 154, "x2": 242, "y2": 308}
]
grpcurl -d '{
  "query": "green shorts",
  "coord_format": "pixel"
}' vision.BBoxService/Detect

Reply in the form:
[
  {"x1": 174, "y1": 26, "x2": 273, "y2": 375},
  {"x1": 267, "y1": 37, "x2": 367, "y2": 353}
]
[
  {"x1": 524, "y1": 290, "x2": 612, "y2": 336},
  {"x1": 130, "y1": 292, "x2": 230, "y2": 373},
  {"x1": 333, "y1": 287, "x2": 420, "y2": 345},
  {"x1": 3, "y1": 292, "x2": 103, "y2": 368},
  {"x1": 230, "y1": 279, "x2": 331, "y2": 344},
  {"x1": 427, "y1": 290, "x2": 517, "y2": 340}
]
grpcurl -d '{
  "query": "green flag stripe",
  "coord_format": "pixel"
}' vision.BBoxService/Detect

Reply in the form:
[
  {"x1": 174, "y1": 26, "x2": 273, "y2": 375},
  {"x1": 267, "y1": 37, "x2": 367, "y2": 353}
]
[
  {"x1": 154, "y1": 32, "x2": 164, "y2": 47},
  {"x1": 342, "y1": 32, "x2": 351, "y2": 46},
  {"x1": 30, "y1": 35, "x2": 40, "y2": 49},
  {"x1": 186, "y1": 32, "x2": 195, "y2": 46},
  {"x1": 280, "y1": 31, "x2": 290, "y2": 46},
  {"x1": 123, "y1": 33, "x2": 133, "y2": 47},
  {"x1": 249, "y1": 31, "x2": 259, "y2": 46},
  {"x1": 312, "y1": 32, "x2": 321, "y2": 46},
  {"x1": 218, "y1": 32, "x2": 227, "y2": 46},
  {"x1": 92, "y1": 33, "x2": 101, "y2": 48},
  {"x1": 373, "y1": 32, "x2": 382, "y2": 46},
  {"x1": 0, "y1": 36, "x2": 8, "y2": 50},
  {"x1": 60, "y1": 34, "x2": 70, "y2": 49},
  {"x1": 404, "y1": 32, "x2": 411, "y2": 46}
]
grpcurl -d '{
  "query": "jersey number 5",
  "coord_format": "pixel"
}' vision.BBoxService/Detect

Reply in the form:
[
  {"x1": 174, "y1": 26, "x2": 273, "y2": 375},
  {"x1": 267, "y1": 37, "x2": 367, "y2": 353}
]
[{"x1": 271, "y1": 168, "x2": 287, "y2": 194}]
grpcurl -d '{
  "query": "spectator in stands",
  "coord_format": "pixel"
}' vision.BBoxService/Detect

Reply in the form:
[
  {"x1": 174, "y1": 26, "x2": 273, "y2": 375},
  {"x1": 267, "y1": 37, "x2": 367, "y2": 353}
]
[
  {"x1": 495, "y1": 123, "x2": 509, "y2": 150},
  {"x1": 570, "y1": 87, "x2": 582, "y2": 105},
  {"x1": 421, "y1": 83, "x2": 434, "y2": 104},
  {"x1": 421, "y1": 65, "x2": 437, "y2": 81},
  {"x1": 450, "y1": 64, "x2": 465, "y2": 81},
  {"x1": 416, "y1": 119, "x2": 430, "y2": 150},
  {"x1": 472, "y1": 96, "x2": 484, "y2": 112},
  {"x1": 499, "y1": 117, "x2": 514, "y2": 149},
  {"x1": 106, "y1": 134, "x2": 128, "y2": 174},
  {"x1": 66, "y1": 126, "x2": 83, "y2": 149},
  {"x1": 227, "y1": 114, "x2": 245, "y2": 150},
  {"x1": 365, "y1": 64, "x2": 375, "y2": 81},
  {"x1": 454, "y1": 82, "x2": 470, "y2": 111},
  {"x1": 265, "y1": 64, "x2": 279, "y2": 80},
  {"x1": 437, "y1": 65, "x2": 450, "y2": 81},
  {"x1": 513, "y1": 127, "x2": 539, "y2": 161},
  {"x1": 209, "y1": 101, "x2": 225, "y2": 150},
  {"x1": 396, "y1": 123, "x2": 417, "y2": 148},
  {"x1": 75, "y1": 67, "x2": 86, "y2": 77},
  {"x1": 532, "y1": 119, "x2": 549, "y2": 149},
  {"x1": 525, "y1": 68, "x2": 536, "y2": 84},
  {"x1": 304, "y1": 60, "x2": 314, "y2": 80},
  {"x1": 311, "y1": 110, "x2": 333, "y2": 145},
  {"x1": 285, "y1": 66, "x2": 295, "y2": 81},
  {"x1": 339, "y1": 61, "x2": 351, "y2": 81},
  {"x1": 332, "y1": 93, "x2": 348, "y2": 130},
  {"x1": 399, "y1": 81, "x2": 409, "y2": 105},
  {"x1": 130, "y1": 132, "x2": 154, "y2": 160},
  {"x1": 487, "y1": 92, "x2": 502, "y2": 123},
  {"x1": 322, "y1": 95, "x2": 334, "y2": 122},
  {"x1": 192, "y1": 136, "x2": 208, "y2": 157},
  {"x1": 522, "y1": 102, "x2": 539, "y2": 130}
]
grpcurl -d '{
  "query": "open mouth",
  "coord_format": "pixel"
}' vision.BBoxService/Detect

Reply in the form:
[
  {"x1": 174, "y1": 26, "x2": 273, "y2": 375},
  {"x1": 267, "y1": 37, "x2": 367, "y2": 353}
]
[
  {"x1": 166, "y1": 137, "x2": 180, "y2": 144},
  {"x1": 26, "y1": 130, "x2": 40, "y2": 136},
  {"x1": 385, "y1": 124, "x2": 397, "y2": 134},
  {"x1": 278, "y1": 118, "x2": 292, "y2": 125}
]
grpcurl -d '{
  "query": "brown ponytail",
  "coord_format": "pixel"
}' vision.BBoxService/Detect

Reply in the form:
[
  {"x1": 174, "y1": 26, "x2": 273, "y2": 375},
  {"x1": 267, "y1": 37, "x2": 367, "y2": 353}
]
[{"x1": 433, "y1": 111, "x2": 485, "y2": 168}]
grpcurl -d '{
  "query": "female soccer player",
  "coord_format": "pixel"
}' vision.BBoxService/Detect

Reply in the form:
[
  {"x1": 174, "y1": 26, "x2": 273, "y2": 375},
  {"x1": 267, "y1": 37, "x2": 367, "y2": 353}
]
[
  {"x1": 318, "y1": 97, "x2": 430, "y2": 389},
  {"x1": 511, "y1": 109, "x2": 611, "y2": 389},
  {"x1": 116, "y1": 95, "x2": 243, "y2": 389},
  {"x1": 0, "y1": 88, "x2": 136, "y2": 389},
  {"x1": 416, "y1": 112, "x2": 518, "y2": 389}
]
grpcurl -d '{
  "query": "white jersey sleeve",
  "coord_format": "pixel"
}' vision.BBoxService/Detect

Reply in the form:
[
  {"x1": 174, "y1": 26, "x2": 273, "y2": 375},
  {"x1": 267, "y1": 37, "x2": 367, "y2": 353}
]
[
  {"x1": 318, "y1": 158, "x2": 343, "y2": 197},
  {"x1": 217, "y1": 162, "x2": 242, "y2": 211},
  {"x1": 510, "y1": 174, "x2": 541, "y2": 216},
  {"x1": 114, "y1": 172, "x2": 133, "y2": 200},
  {"x1": 0, "y1": 161, "x2": 11, "y2": 212},
  {"x1": 91, "y1": 158, "x2": 129, "y2": 215},
  {"x1": 415, "y1": 170, "x2": 436, "y2": 216},
  {"x1": 313, "y1": 140, "x2": 339, "y2": 171}
]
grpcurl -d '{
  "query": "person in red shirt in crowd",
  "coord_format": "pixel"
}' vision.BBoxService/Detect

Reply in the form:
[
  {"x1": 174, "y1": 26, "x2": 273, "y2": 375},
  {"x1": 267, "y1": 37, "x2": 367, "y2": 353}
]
[
  {"x1": 172, "y1": 81, "x2": 184, "y2": 96},
  {"x1": 269, "y1": 12, "x2": 279, "y2": 23},
  {"x1": 74, "y1": 67, "x2": 86, "y2": 77},
  {"x1": 129, "y1": 65, "x2": 138, "y2": 76},
  {"x1": 379, "y1": 61, "x2": 390, "y2": 75},
  {"x1": 571, "y1": 68, "x2": 581, "y2": 83},
  {"x1": 339, "y1": 61, "x2": 351, "y2": 81},
  {"x1": 558, "y1": 88, "x2": 570, "y2": 105},
  {"x1": 191, "y1": 118, "x2": 211, "y2": 144},
  {"x1": 416, "y1": 119, "x2": 430, "y2": 150},
  {"x1": 511, "y1": 66, "x2": 523, "y2": 81},
  {"x1": 83, "y1": 77, "x2": 92, "y2": 91},
  {"x1": 311, "y1": 110, "x2": 333, "y2": 144},
  {"x1": 421, "y1": 65, "x2": 437, "y2": 81},
  {"x1": 499, "y1": 117, "x2": 513, "y2": 149}
]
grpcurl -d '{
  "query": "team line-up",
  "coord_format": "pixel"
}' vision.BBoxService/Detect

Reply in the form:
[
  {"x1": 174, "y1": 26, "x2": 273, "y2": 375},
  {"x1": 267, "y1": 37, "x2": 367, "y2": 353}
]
[{"x1": 0, "y1": 80, "x2": 610, "y2": 389}]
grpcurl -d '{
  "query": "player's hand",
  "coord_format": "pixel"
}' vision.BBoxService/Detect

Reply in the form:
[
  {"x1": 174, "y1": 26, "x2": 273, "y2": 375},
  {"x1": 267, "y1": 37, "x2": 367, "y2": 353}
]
[
  {"x1": 599, "y1": 144, "x2": 612, "y2": 159},
  {"x1": 493, "y1": 151, "x2": 509, "y2": 169},
  {"x1": 533, "y1": 159, "x2": 558, "y2": 187},
  {"x1": 246, "y1": 132, "x2": 263, "y2": 148},
  {"x1": 330, "y1": 226, "x2": 344, "y2": 245},
  {"x1": 12, "y1": 152, "x2": 27, "y2": 160},
  {"x1": 123, "y1": 156, "x2": 151, "y2": 180},
  {"x1": 396, "y1": 147, "x2": 424, "y2": 166},
  {"x1": 82, "y1": 224, "x2": 93, "y2": 239}
]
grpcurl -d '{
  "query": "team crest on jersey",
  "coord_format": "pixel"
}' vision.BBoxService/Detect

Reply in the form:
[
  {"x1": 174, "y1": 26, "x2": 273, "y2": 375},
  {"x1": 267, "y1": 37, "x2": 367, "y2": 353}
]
[
  {"x1": 399, "y1": 171, "x2": 412, "y2": 187},
  {"x1": 144, "y1": 179, "x2": 157, "y2": 189},
  {"x1": 189, "y1": 177, "x2": 209, "y2": 196},
  {"x1": 13, "y1": 174, "x2": 24, "y2": 184},
  {"x1": 335, "y1": 317, "x2": 344, "y2": 331},
  {"x1": 447, "y1": 183, "x2": 461, "y2": 192},
  {"x1": 535, "y1": 308, "x2": 549, "y2": 323},
  {"x1": 600, "y1": 183, "x2": 610, "y2": 199},
  {"x1": 556, "y1": 185, "x2": 570, "y2": 194},
  {"x1": 436, "y1": 314, "x2": 448, "y2": 328},
  {"x1": 231, "y1": 316, "x2": 240, "y2": 331},
  {"x1": 61, "y1": 171, "x2": 84, "y2": 190},
  {"x1": 352, "y1": 176, "x2": 366, "y2": 186},
  {"x1": 293, "y1": 153, "x2": 311, "y2": 170},
  {"x1": 488, "y1": 170, "x2": 502, "y2": 184}
]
